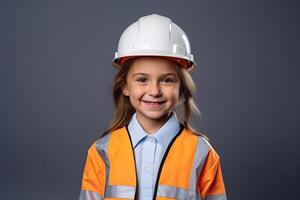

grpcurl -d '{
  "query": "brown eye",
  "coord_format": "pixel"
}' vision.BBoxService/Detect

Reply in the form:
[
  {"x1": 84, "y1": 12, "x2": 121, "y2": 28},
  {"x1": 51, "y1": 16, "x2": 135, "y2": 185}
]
[
  {"x1": 162, "y1": 78, "x2": 175, "y2": 83},
  {"x1": 136, "y1": 77, "x2": 147, "y2": 83}
]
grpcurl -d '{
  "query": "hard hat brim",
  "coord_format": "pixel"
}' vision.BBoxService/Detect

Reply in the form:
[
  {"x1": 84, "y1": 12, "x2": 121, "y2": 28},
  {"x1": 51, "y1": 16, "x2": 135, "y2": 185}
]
[{"x1": 112, "y1": 50, "x2": 196, "y2": 71}]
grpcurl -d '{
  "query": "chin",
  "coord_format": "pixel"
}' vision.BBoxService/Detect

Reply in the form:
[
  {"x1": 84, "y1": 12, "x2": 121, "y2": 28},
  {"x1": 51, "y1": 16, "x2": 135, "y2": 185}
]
[{"x1": 141, "y1": 111, "x2": 170, "y2": 120}]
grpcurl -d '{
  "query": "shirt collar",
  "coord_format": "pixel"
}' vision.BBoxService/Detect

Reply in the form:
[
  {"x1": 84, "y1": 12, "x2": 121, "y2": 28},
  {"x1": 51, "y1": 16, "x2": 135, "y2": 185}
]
[{"x1": 127, "y1": 111, "x2": 181, "y2": 149}]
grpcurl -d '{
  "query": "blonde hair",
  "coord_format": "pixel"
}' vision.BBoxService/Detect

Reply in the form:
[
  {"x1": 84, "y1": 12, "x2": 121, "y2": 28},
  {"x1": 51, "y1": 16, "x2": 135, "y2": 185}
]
[{"x1": 103, "y1": 58, "x2": 206, "y2": 139}]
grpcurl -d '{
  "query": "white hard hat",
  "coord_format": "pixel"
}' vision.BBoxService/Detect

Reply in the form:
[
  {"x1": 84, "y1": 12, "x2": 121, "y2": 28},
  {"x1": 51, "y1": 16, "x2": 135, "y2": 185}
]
[{"x1": 112, "y1": 14, "x2": 196, "y2": 70}]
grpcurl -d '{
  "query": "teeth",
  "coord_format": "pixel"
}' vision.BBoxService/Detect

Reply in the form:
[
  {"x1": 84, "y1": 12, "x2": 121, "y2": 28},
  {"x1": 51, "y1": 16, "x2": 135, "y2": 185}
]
[{"x1": 143, "y1": 101, "x2": 161, "y2": 104}]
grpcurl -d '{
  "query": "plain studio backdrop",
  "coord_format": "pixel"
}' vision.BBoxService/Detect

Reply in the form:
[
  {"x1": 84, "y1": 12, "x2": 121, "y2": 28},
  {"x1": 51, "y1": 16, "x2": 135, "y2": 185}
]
[{"x1": 0, "y1": 0, "x2": 299, "y2": 199}]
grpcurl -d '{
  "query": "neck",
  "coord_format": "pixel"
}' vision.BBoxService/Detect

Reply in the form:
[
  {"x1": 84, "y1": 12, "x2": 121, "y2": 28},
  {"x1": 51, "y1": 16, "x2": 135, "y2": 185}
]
[{"x1": 136, "y1": 112, "x2": 171, "y2": 134}]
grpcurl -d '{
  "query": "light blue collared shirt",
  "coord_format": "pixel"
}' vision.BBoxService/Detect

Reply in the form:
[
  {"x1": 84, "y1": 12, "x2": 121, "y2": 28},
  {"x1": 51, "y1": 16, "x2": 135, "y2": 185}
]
[{"x1": 127, "y1": 111, "x2": 181, "y2": 200}]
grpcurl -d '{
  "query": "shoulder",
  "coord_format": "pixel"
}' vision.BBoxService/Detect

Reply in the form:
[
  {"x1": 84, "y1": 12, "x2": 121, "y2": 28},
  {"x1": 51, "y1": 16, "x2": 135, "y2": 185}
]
[
  {"x1": 85, "y1": 131, "x2": 114, "y2": 162},
  {"x1": 185, "y1": 128, "x2": 220, "y2": 160},
  {"x1": 184, "y1": 128, "x2": 210, "y2": 145},
  {"x1": 90, "y1": 126, "x2": 126, "y2": 153},
  {"x1": 95, "y1": 132, "x2": 113, "y2": 148}
]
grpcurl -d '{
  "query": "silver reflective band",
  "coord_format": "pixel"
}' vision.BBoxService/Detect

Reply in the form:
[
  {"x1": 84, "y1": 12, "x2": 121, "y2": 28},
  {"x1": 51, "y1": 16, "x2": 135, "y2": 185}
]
[
  {"x1": 96, "y1": 132, "x2": 112, "y2": 198},
  {"x1": 190, "y1": 136, "x2": 211, "y2": 193},
  {"x1": 204, "y1": 194, "x2": 227, "y2": 200},
  {"x1": 157, "y1": 185, "x2": 200, "y2": 200},
  {"x1": 79, "y1": 190, "x2": 103, "y2": 200},
  {"x1": 105, "y1": 185, "x2": 136, "y2": 199}
]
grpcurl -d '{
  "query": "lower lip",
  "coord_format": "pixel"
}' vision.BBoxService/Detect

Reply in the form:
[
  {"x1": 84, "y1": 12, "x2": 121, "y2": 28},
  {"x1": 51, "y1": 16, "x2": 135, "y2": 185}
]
[{"x1": 142, "y1": 101, "x2": 164, "y2": 109}]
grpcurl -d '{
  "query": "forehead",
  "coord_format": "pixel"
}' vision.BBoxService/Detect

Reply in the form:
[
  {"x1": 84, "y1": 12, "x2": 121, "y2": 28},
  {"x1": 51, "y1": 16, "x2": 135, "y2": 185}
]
[{"x1": 128, "y1": 57, "x2": 179, "y2": 75}]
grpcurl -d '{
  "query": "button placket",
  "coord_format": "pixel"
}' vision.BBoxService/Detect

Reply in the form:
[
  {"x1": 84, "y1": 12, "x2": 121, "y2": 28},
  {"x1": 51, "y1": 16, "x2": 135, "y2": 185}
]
[{"x1": 140, "y1": 136, "x2": 157, "y2": 188}]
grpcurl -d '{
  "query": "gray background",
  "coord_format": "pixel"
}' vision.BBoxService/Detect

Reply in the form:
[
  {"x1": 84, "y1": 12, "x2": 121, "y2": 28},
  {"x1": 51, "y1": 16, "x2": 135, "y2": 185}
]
[{"x1": 1, "y1": 0, "x2": 299, "y2": 199}]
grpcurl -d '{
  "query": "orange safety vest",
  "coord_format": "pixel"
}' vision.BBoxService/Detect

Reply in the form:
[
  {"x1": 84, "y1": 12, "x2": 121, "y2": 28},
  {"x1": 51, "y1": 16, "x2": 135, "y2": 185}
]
[{"x1": 80, "y1": 125, "x2": 227, "y2": 200}]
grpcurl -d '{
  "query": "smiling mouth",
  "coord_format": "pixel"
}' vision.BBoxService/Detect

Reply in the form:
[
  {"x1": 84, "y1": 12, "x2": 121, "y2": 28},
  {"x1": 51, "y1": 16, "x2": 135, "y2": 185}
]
[
  {"x1": 142, "y1": 100, "x2": 165, "y2": 104},
  {"x1": 142, "y1": 100, "x2": 166, "y2": 107}
]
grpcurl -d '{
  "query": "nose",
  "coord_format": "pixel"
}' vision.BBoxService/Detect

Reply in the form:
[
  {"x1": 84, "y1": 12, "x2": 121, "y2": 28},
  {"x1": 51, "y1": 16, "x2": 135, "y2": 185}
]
[{"x1": 148, "y1": 82, "x2": 162, "y2": 97}]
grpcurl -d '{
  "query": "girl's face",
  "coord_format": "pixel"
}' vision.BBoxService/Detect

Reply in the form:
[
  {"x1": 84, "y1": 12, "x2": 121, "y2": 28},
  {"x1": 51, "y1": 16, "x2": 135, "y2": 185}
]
[{"x1": 122, "y1": 57, "x2": 181, "y2": 124}]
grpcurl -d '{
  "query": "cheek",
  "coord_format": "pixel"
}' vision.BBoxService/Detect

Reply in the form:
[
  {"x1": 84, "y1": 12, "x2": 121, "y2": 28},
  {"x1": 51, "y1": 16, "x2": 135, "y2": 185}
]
[
  {"x1": 128, "y1": 87, "x2": 144, "y2": 100},
  {"x1": 173, "y1": 90, "x2": 180, "y2": 100},
  {"x1": 165, "y1": 86, "x2": 180, "y2": 100}
]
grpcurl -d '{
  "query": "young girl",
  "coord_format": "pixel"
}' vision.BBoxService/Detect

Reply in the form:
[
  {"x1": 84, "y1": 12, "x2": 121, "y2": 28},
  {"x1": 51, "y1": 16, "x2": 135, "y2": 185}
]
[{"x1": 79, "y1": 14, "x2": 227, "y2": 200}]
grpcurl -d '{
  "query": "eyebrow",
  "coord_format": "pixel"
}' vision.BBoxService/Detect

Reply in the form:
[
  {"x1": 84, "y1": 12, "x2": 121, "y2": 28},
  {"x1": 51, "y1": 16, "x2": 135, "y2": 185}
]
[{"x1": 132, "y1": 73, "x2": 177, "y2": 77}]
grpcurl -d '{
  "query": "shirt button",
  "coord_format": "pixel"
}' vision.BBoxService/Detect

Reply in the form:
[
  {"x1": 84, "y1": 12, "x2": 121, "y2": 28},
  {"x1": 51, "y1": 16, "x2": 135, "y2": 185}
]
[
  {"x1": 144, "y1": 166, "x2": 151, "y2": 173},
  {"x1": 148, "y1": 137, "x2": 155, "y2": 143}
]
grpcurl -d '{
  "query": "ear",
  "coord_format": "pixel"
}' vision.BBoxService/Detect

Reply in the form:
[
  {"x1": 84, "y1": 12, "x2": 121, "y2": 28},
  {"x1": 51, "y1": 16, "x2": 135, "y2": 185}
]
[{"x1": 122, "y1": 85, "x2": 130, "y2": 96}]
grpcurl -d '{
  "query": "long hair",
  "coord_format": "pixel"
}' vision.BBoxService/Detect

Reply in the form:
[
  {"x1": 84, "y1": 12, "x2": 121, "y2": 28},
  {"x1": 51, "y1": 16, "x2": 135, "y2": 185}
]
[
  {"x1": 103, "y1": 58, "x2": 207, "y2": 140},
  {"x1": 173, "y1": 63, "x2": 202, "y2": 134}
]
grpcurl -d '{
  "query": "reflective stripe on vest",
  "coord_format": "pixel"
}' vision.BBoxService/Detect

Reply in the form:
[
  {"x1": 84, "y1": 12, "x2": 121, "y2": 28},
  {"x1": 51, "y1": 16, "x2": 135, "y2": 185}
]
[
  {"x1": 156, "y1": 185, "x2": 227, "y2": 200},
  {"x1": 80, "y1": 125, "x2": 227, "y2": 200},
  {"x1": 80, "y1": 190, "x2": 103, "y2": 200}
]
